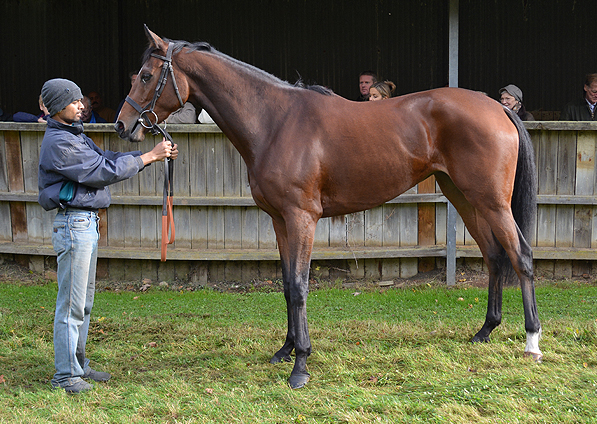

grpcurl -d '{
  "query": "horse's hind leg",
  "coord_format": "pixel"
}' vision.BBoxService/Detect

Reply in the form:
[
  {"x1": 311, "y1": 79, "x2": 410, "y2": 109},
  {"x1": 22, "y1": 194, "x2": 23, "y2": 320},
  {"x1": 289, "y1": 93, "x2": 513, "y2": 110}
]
[
  {"x1": 435, "y1": 174, "x2": 506, "y2": 339},
  {"x1": 478, "y1": 212, "x2": 542, "y2": 360},
  {"x1": 435, "y1": 174, "x2": 541, "y2": 359}
]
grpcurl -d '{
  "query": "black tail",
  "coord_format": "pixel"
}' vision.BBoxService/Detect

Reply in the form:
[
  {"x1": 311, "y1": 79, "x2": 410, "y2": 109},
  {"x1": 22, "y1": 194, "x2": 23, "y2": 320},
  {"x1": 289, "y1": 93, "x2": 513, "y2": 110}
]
[{"x1": 498, "y1": 107, "x2": 538, "y2": 285}]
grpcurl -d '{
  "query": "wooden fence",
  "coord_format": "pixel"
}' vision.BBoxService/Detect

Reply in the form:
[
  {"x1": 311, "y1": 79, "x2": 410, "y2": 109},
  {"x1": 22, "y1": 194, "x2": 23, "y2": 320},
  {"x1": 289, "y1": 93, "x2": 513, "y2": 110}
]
[{"x1": 1, "y1": 121, "x2": 597, "y2": 283}]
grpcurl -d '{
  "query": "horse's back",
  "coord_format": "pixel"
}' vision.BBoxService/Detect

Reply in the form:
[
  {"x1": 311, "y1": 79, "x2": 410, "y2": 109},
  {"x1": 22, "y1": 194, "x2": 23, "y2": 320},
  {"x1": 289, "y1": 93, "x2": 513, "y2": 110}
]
[{"x1": 308, "y1": 88, "x2": 520, "y2": 216}]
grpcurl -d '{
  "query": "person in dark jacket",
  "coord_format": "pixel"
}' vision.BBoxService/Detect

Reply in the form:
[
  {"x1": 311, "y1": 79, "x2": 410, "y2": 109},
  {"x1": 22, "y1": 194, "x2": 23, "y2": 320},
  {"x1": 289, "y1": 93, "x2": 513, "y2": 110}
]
[
  {"x1": 12, "y1": 95, "x2": 50, "y2": 123},
  {"x1": 355, "y1": 71, "x2": 377, "y2": 101},
  {"x1": 560, "y1": 73, "x2": 597, "y2": 121},
  {"x1": 80, "y1": 96, "x2": 107, "y2": 123},
  {"x1": 499, "y1": 84, "x2": 534, "y2": 121},
  {"x1": 39, "y1": 78, "x2": 178, "y2": 394}
]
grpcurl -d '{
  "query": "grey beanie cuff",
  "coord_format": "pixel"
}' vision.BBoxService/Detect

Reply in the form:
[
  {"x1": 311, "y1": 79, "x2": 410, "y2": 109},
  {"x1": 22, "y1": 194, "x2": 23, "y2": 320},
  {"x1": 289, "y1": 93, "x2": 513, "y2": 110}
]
[{"x1": 41, "y1": 78, "x2": 83, "y2": 117}]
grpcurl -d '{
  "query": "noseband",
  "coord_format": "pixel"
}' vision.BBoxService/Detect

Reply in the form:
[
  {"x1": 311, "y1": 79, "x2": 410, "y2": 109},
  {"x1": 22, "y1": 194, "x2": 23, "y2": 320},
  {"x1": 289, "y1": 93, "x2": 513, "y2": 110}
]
[{"x1": 125, "y1": 42, "x2": 183, "y2": 262}]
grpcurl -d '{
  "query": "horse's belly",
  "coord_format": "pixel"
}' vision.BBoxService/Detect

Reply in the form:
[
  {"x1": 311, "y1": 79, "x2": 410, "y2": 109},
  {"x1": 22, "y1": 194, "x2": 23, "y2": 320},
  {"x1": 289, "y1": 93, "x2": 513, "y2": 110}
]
[{"x1": 320, "y1": 180, "x2": 414, "y2": 218}]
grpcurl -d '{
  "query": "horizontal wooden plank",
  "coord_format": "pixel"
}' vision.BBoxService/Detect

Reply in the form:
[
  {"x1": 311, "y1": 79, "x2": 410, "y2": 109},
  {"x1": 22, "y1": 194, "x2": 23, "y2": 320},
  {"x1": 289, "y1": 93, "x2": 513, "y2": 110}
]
[
  {"x1": 5, "y1": 122, "x2": 597, "y2": 133},
  {"x1": 0, "y1": 192, "x2": 448, "y2": 205},
  {"x1": 4, "y1": 192, "x2": 597, "y2": 206},
  {"x1": 456, "y1": 245, "x2": 597, "y2": 260},
  {"x1": 3, "y1": 241, "x2": 597, "y2": 261},
  {"x1": 0, "y1": 122, "x2": 223, "y2": 134},
  {"x1": 0, "y1": 241, "x2": 443, "y2": 260},
  {"x1": 525, "y1": 121, "x2": 597, "y2": 131}
]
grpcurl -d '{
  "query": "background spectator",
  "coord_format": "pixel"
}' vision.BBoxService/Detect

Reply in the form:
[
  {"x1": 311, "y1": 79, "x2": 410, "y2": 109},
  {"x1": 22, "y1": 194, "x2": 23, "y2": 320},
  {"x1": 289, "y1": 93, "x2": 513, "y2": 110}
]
[
  {"x1": 81, "y1": 96, "x2": 107, "y2": 123},
  {"x1": 560, "y1": 73, "x2": 597, "y2": 121},
  {"x1": 13, "y1": 95, "x2": 50, "y2": 123},
  {"x1": 499, "y1": 84, "x2": 534, "y2": 121},
  {"x1": 368, "y1": 80, "x2": 396, "y2": 101},
  {"x1": 356, "y1": 71, "x2": 377, "y2": 101},
  {"x1": 88, "y1": 91, "x2": 116, "y2": 122},
  {"x1": 166, "y1": 102, "x2": 198, "y2": 124}
]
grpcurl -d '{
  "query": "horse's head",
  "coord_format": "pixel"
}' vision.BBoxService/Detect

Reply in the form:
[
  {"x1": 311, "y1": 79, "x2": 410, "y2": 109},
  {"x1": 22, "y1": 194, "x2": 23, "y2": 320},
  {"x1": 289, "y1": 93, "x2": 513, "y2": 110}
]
[{"x1": 114, "y1": 25, "x2": 188, "y2": 142}]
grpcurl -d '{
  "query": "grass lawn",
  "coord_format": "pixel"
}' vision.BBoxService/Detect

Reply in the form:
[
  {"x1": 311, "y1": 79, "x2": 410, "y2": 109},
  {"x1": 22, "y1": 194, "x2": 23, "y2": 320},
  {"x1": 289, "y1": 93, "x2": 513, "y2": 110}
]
[{"x1": 0, "y1": 270, "x2": 596, "y2": 423}]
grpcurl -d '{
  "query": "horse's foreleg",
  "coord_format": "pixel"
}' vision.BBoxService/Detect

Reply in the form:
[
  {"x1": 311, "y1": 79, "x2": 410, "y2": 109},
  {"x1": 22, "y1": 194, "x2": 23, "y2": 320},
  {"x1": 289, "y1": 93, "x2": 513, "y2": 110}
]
[
  {"x1": 270, "y1": 220, "x2": 295, "y2": 363},
  {"x1": 269, "y1": 215, "x2": 316, "y2": 388},
  {"x1": 270, "y1": 259, "x2": 294, "y2": 363}
]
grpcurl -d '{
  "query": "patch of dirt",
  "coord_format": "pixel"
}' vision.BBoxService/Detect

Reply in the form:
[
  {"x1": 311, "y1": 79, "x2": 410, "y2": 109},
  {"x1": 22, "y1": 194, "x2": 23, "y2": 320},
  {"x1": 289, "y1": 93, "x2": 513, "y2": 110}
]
[{"x1": 0, "y1": 256, "x2": 492, "y2": 293}]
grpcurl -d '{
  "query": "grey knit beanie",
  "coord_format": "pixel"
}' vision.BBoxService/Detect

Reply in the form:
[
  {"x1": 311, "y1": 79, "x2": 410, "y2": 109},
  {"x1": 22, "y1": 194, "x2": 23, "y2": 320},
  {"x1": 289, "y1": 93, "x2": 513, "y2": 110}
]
[
  {"x1": 41, "y1": 78, "x2": 83, "y2": 117},
  {"x1": 499, "y1": 84, "x2": 523, "y2": 103}
]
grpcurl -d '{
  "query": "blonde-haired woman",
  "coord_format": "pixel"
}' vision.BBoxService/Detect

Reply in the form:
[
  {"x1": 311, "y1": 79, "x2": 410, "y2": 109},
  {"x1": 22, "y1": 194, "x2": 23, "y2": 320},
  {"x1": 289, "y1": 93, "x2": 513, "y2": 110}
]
[{"x1": 368, "y1": 81, "x2": 396, "y2": 101}]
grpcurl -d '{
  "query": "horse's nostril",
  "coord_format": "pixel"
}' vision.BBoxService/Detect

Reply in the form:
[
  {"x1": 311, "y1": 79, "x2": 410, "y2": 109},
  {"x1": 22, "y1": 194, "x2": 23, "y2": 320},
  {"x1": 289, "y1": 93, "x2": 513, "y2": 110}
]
[{"x1": 114, "y1": 121, "x2": 124, "y2": 134}]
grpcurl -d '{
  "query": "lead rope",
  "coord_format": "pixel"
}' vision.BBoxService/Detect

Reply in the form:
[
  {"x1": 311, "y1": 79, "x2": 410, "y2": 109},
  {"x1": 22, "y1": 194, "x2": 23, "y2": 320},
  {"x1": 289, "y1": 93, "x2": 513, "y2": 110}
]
[{"x1": 154, "y1": 124, "x2": 176, "y2": 262}]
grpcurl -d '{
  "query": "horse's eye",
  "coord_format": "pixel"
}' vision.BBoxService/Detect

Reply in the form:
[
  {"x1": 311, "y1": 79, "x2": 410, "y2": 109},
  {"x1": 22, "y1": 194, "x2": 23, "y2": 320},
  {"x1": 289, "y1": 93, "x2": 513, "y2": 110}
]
[{"x1": 141, "y1": 73, "x2": 152, "y2": 83}]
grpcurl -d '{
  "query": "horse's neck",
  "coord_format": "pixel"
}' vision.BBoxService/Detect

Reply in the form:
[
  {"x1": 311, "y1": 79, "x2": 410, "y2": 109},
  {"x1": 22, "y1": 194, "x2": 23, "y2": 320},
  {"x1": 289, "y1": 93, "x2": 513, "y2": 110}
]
[{"x1": 186, "y1": 52, "x2": 288, "y2": 166}]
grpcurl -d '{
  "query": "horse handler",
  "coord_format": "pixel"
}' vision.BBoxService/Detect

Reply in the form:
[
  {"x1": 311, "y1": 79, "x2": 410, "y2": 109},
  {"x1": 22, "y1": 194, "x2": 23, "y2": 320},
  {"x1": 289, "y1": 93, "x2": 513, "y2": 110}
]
[{"x1": 38, "y1": 78, "x2": 178, "y2": 394}]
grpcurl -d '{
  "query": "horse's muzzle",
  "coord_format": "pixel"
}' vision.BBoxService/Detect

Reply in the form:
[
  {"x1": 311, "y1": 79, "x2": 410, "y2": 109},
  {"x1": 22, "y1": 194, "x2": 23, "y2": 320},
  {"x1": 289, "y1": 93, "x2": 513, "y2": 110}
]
[
  {"x1": 114, "y1": 121, "x2": 126, "y2": 138},
  {"x1": 114, "y1": 120, "x2": 144, "y2": 142}
]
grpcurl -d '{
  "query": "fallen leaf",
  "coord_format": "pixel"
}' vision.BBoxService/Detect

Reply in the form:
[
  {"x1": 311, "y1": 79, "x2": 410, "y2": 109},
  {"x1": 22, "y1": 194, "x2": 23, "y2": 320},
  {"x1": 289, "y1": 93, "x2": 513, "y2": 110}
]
[
  {"x1": 0, "y1": 375, "x2": 5, "y2": 384},
  {"x1": 205, "y1": 388, "x2": 214, "y2": 394},
  {"x1": 353, "y1": 291, "x2": 362, "y2": 296},
  {"x1": 458, "y1": 297, "x2": 464, "y2": 301},
  {"x1": 140, "y1": 283, "x2": 151, "y2": 292},
  {"x1": 146, "y1": 342, "x2": 158, "y2": 348}
]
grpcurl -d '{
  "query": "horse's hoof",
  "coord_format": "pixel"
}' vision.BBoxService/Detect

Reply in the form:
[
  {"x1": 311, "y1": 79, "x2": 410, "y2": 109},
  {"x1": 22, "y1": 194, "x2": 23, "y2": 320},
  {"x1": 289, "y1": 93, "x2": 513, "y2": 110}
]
[
  {"x1": 288, "y1": 372, "x2": 310, "y2": 389},
  {"x1": 270, "y1": 354, "x2": 292, "y2": 364},
  {"x1": 471, "y1": 335, "x2": 490, "y2": 343},
  {"x1": 523, "y1": 351, "x2": 543, "y2": 363}
]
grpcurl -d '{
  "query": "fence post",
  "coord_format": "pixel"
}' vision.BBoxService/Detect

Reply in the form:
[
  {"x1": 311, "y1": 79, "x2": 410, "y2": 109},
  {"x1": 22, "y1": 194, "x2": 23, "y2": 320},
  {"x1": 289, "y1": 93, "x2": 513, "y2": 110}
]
[{"x1": 446, "y1": 0, "x2": 459, "y2": 285}]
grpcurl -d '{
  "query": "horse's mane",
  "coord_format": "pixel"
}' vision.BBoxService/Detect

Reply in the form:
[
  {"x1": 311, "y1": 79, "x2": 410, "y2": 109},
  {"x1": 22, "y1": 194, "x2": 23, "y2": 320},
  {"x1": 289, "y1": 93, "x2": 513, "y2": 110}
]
[
  {"x1": 293, "y1": 79, "x2": 334, "y2": 96},
  {"x1": 142, "y1": 38, "x2": 333, "y2": 96}
]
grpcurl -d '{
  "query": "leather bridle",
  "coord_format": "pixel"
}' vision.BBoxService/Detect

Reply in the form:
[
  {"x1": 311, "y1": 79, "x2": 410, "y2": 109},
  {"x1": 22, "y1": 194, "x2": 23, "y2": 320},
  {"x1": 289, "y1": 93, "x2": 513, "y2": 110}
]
[
  {"x1": 125, "y1": 42, "x2": 184, "y2": 131},
  {"x1": 125, "y1": 42, "x2": 184, "y2": 262}
]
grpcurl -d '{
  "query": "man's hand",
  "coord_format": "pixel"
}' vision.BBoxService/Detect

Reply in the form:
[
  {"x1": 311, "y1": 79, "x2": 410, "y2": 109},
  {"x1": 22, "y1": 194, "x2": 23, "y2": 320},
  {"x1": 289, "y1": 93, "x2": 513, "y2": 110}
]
[{"x1": 140, "y1": 138, "x2": 179, "y2": 165}]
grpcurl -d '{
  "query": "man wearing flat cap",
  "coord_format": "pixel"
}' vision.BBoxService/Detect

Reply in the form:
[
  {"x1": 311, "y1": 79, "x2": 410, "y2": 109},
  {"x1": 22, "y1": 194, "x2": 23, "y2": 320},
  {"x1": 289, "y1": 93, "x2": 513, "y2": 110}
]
[
  {"x1": 499, "y1": 84, "x2": 534, "y2": 121},
  {"x1": 38, "y1": 78, "x2": 178, "y2": 394},
  {"x1": 561, "y1": 73, "x2": 597, "y2": 121}
]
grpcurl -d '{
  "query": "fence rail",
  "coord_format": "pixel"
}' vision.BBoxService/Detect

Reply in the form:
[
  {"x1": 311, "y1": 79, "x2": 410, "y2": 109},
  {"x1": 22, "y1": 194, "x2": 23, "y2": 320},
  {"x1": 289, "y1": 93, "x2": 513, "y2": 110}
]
[{"x1": 1, "y1": 121, "x2": 597, "y2": 282}]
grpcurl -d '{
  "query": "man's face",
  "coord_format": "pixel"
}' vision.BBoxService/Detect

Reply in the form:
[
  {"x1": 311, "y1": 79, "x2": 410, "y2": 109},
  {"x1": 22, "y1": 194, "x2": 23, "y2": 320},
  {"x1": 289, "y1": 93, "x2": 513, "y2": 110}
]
[
  {"x1": 585, "y1": 82, "x2": 597, "y2": 104},
  {"x1": 54, "y1": 99, "x2": 84, "y2": 124},
  {"x1": 88, "y1": 92, "x2": 102, "y2": 110},
  {"x1": 80, "y1": 99, "x2": 92, "y2": 122},
  {"x1": 359, "y1": 75, "x2": 375, "y2": 96}
]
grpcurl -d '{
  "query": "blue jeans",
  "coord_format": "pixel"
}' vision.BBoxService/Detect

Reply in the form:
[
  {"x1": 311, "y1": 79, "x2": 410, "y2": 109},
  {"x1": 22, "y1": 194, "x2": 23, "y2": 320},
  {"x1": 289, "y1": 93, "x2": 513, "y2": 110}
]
[{"x1": 50, "y1": 209, "x2": 99, "y2": 388}]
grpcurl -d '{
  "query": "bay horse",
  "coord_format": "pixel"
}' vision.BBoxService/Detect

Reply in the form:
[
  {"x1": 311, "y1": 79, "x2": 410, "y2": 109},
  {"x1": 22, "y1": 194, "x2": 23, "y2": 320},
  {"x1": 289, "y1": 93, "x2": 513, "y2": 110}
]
[{"x1": 115, "y1": 26, "x2": 542, "y2": 389}]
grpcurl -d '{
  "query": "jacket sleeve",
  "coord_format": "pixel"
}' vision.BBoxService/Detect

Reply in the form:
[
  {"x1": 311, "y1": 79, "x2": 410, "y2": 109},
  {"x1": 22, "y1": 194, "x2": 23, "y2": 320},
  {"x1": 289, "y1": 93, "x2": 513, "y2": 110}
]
[{"x1": 53, "y1": 136, "x2": 145, "y2": 189}]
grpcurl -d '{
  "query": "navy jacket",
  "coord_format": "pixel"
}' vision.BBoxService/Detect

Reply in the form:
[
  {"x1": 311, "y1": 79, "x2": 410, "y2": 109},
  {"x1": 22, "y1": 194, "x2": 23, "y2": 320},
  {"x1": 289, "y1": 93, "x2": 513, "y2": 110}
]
[{"x1": 38, "y1": 118, "x2": 145, "y2": 211}]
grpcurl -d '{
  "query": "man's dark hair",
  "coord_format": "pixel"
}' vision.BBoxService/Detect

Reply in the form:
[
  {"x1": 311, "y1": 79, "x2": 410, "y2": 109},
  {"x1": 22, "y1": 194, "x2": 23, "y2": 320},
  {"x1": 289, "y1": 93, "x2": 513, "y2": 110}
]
[{"x1": 359, "y1": 71, "x2": 378, "y2": 83}]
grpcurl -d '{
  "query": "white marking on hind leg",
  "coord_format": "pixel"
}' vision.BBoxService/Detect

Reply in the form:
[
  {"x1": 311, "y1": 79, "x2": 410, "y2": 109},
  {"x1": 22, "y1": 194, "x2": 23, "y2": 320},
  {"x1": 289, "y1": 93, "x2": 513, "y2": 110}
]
[{"x1": 524, "y1": 329, "x2": 543, "y2": 362}]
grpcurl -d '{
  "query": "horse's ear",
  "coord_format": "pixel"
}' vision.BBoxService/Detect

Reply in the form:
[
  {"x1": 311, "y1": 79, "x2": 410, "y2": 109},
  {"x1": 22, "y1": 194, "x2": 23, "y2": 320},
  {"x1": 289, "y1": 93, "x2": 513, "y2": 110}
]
[{"x1": 144, "y1": 24, "x2": 166, "y2": 50}]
